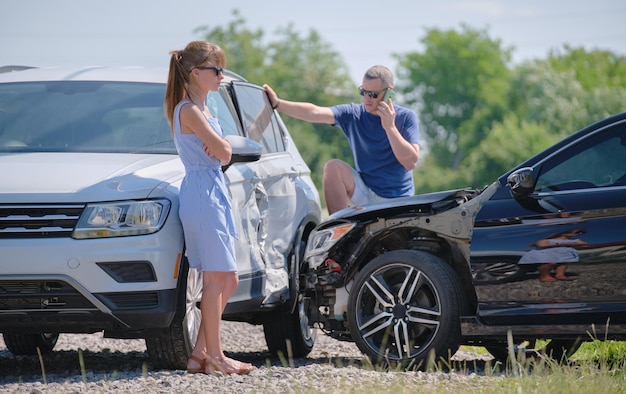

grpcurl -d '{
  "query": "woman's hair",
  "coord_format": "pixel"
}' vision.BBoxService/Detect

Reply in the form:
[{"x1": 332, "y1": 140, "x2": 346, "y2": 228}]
[
  {"x1": 363, "y1": 65, "x2": 394, "y2": 88},
  {"x1": 164, "y1": 41, "x2": 226, "y2": 127}
]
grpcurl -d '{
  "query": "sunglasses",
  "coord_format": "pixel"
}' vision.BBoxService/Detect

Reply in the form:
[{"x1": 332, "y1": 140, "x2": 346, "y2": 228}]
[
  {"x1": 358, "y1": 86, "x2": 387, "y2": 99},
  {"x1": 196, "y1": 65, "x2": 223, "y2": 76}
]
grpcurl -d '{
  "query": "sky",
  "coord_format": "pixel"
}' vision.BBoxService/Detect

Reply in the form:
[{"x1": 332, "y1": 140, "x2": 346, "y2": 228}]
[{"x1": 1, "y1": 0, "x2": 626, "y2": 85}]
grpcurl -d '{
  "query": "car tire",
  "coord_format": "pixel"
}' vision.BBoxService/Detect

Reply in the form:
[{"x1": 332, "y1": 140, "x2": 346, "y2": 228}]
[
  {"x1": 263, "y1": 234, "x2": 316, "y2": 358},
  {"x1": 347, "y1": 250, "x2": 464, "y2": 369},
  {"x1": 263, "y1": 295, "x2": 316, "y2": 358},
  {"x1": 485, "y1": 338, "x2": 583, "y2": 364},
  {"x1": 145, "y1": 259, "x2": 198, "y2": 370},
  {"x1": 2, "y1": 332, "x2": 59, "y2": 355}
]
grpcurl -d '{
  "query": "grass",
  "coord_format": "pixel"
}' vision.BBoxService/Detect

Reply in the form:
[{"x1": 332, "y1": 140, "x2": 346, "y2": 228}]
[
  {"x1": 273, "y1": 339, "x2": 626, "y2": 394},
  {"x1": 25, "y1": 339, "x2": 626, "y2": 393}
]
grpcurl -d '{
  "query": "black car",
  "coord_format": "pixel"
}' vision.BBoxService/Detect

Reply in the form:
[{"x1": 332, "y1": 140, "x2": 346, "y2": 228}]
[{"x1": 301, "y1": 111, "x2": 626, "y2": 367}]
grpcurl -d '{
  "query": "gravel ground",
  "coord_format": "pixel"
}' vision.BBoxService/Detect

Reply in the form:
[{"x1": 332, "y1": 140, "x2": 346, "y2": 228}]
[{"x1": 0, "y1": 321, "x2": 495, "y2": 393}]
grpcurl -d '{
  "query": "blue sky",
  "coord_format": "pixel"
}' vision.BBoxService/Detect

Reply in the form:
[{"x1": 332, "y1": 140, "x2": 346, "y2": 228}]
[{"x1": 1, "y1": 0, "x2": 625, "y2": 84}]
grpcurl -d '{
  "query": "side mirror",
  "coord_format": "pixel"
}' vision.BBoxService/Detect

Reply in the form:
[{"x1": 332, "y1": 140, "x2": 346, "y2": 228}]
[
  {"x1": 222, "y1": 135, "x2": 262, "y2": 171},
  {"x1": 507, "y1": 167, "x2": 535, "y2": 198}
]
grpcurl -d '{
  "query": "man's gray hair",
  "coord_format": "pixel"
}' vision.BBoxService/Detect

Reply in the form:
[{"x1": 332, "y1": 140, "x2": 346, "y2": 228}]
[{"x1": 363, "y1": 65, "x2": 394, "y2": 88}]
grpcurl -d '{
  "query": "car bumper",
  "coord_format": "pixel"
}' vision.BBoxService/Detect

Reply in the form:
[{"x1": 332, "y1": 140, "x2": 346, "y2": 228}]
[{"x1": 0, "y1": 225, "x2": 184, "y2": 333}]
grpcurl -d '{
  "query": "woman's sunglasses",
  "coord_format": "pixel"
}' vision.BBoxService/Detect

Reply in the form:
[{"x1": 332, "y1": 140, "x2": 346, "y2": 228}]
[{"x1": 196, "y1": 65, "x2": 224, "y2": 76}]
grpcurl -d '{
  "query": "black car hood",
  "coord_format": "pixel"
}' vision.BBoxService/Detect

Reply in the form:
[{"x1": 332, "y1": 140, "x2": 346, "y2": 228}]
[{"x1": 327, "y1": 188, "x2": 477, "y2": 221}]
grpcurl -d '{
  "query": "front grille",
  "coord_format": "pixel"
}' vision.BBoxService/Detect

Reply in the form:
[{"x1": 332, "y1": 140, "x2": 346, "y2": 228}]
[
  {"x1": 0, "y1": 204, "x2": 84, "y2": 238},
  {"x1": 0, "y1": 280, "x2": 96, "y2": 310}
]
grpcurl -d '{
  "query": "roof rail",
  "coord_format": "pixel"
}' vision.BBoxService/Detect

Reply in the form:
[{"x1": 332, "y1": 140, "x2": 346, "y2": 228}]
[{"x1": 0, "y1": 65, "x2": 36, "y2": 73}]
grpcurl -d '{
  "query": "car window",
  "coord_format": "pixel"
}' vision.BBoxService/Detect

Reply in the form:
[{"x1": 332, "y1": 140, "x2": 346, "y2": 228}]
[
  {"x1": 535, "y1": 122, "x2": 626, "y2": 192},
  {"x1": 207, "y1": 89, "x2": 240, "y2": 138},
  {"x1": 231, "y1": 83, "x2": 285, "y2": 154},
  {"x1": 0, "y1": 81, "x2": 176, "y2": 154}
]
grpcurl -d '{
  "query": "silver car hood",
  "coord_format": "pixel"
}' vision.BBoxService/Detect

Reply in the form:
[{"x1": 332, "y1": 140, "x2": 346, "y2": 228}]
[{"x1": 0, "y1": 152, "x2": 183, "y2": 203}]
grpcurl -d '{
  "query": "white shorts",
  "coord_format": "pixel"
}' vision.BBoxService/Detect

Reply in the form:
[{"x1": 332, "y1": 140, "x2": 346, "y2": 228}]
[{"x1": 349, "y1": 168, "x2": 393, "y2": 206}]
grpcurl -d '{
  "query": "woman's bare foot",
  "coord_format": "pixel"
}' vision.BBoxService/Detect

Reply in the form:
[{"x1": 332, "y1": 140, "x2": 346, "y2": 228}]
[
  {"x1": 225, "y1": 356, "x2": 255, "y2": 372},
  {"x1": 207, "y1": 356, "x2": 256, "y2": 375},
  {"x1": 555, "y1": 275, "x2": 574, "y2": 281},
  {"x1": 186, "y1": 354, "x2": 206, "y2": 374},
  {"x1": 539, "y1": 275, "x2": 557, "y2": 282}
]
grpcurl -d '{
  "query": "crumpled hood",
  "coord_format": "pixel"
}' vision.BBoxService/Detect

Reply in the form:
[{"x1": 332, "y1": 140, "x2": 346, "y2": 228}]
[
  {"x1": 0, "y1": 152, "x2": 184, "y2": 203},
  {"x1": 328, "y1": 188, "x2": 477, "y2": 221}
]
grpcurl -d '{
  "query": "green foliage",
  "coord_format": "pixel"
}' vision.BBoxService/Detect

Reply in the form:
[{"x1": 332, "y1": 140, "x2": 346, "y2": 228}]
[
  {"x1": 547, "y1": 45, "x2": 626, "y2": 90},
  {"x1": 405, "y1": 27, "x2": 626, "y2": 193},
  {"x1": 463, "y1": 115, "x2": 559, "y2": 188},
  {"x1": 196, "y1": 10, "x2": 356, "y2": 199},
  {"x1": 575, "y1": 340, "x2": 626, "y2": 370},
  {"x1": 396, "y1": 24, "x2": 512, "y2": 169},
  {"x1": 196, "y1": 11, "x2": 626, "y2": 197},
  {"x1": 194, "y1": 10, "x2": 266, "y2": 82}
]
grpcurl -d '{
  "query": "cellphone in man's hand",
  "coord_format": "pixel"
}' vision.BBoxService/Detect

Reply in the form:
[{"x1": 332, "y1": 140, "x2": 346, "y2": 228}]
[{"x1": 383, "y1": 89, "x2": 395, "y2": 102}]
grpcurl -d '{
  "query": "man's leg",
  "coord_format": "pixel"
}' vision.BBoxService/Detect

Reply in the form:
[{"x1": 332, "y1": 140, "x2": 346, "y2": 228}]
[{"x1": 323, "y1": 159, "x2": 355, "y2": 214}]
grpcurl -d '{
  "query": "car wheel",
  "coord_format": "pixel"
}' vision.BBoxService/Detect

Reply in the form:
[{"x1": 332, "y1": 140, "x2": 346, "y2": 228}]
[
  {"x1": 263, "y1": 294, "x2": 316, "y2": 358},
  {"x1": 347, "y1": 250, "x2": 464, "y2": 369},
  {"x1": 145, "y1": 259, "x2": 199, "y2": 369},
  {"x1": 472, "y1": 260, "x2": 527, "y2": 284},
  {"x1": 2, "y1": 332, "x2": 59, "y2": 355},
  {"x1": 263, "y1": 235, "x2": 316, "y2": 358},
  {"x1": 485, "y1": 338, "x2": 583, "y2": 364}
]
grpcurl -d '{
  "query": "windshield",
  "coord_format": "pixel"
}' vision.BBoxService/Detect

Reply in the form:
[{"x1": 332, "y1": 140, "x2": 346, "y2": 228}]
[{"x1": 0, "y1": 81, "x2": 177, "y2": 154}]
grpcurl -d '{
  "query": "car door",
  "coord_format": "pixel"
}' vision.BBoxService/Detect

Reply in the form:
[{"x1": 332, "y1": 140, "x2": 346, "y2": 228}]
[
  {"x1": 471, "y1": 120, "x2": 626, "y2": 326},
  {"x1": 226, "y1": 83, "x2": 301, "y2": 306}
]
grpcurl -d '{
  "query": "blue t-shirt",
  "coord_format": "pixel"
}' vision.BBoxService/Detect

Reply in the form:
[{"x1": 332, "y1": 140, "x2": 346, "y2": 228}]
[{"x1": 331, "y1": 103, "x2": 420, "y2": 198}]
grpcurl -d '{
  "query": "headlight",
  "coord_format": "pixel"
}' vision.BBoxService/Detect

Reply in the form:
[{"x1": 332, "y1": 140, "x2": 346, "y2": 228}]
[
  {"x1": 305, "y1": 222, "x2": 356, "y2": 257},
  {"x1": 72, "y1": 199, "x2": 171, "y2": 239}
]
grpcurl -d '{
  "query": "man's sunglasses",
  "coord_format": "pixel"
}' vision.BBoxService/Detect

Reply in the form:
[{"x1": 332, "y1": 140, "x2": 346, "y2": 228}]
[
  {"x1": 358, "y1": 86, "x2": 387, "y2": 99},
  {"x1": 196, "y1": 65, "x2": 224, "y2": 76}
]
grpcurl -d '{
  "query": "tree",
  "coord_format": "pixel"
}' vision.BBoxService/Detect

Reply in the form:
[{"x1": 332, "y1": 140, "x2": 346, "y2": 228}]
[
  {"x1": 194, "y1": 10, "x2": 266, "y2": 83},
  {"x1": 546, "y1": 46, "x2": 626, "y2": 91},
  {"x1": 405, "y1": 28, "x2": 626, "y2": 194},
  {"x1": 196, "y1": 10, "x2": 356, "y2": 205},
  {"x1": 262, "y1": 23, "x2": 356, "y2": 179},
  {"x1": 396, "y1": 24, "x2": 512, "y2": 169}
]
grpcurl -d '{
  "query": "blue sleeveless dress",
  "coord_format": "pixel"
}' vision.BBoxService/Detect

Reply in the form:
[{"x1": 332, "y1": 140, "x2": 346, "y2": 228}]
[{"x1": 173, "y1": 100, "x2": 238, "y2": 272}]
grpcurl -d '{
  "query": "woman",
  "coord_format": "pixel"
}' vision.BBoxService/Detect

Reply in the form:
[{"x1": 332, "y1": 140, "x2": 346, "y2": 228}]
[
  {"x1": 518, "y1": 229, "x2": 588, "y2": 282},
  {"x1": 164, "y1": 41, "x2": 255, "y2": 375}
]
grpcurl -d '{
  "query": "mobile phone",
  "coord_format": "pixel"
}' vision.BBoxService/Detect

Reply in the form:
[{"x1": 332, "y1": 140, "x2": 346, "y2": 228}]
[{"x1": 383, "y1": 89, "x2": 395, "y2": 102}]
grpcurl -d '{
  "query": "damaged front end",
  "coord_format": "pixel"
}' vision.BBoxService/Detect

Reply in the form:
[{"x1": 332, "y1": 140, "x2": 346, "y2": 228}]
[{"x1": 301, "y1": 187, "x2": 489, "y2": 343}]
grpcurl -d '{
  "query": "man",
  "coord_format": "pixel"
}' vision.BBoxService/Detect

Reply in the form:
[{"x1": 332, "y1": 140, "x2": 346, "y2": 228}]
[{"x1": 264, "y1": 65, "x2": 420, "y2": 214}]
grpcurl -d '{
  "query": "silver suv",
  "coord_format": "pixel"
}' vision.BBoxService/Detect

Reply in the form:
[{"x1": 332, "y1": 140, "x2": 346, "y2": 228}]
[{"x1": 0, "y1": 66, "x2": 321, "y2": 369}]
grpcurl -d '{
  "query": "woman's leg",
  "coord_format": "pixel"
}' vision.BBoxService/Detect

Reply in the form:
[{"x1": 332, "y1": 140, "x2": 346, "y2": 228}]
[
  {"x1": 202, "y1": 271, "x2": 237, "y2": 360},
  {"x1": 538, "y1": 263, "x2": 557, "y2": 282},
  {"x1": 199, "y1": 271, "x2": 254, "y2": 374},
  {"x1": 187, "y1": 318, "x2": 207, "y2": 371},
  {"x1": 554, "y1": 264, "x2": 573, "y2": 280},
  {"x1": 188, "y1": 270, "x2": 253, "y2": 373}
]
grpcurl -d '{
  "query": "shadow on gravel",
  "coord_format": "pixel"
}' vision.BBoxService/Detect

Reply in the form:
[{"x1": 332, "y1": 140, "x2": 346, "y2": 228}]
[
  {"x1": 1, "y1": 349, "x2": 492, "y2": 384},
  {"x1": 229, "y1": 350, "x2": 369, "y2": 369},
  {"x1": 225, "y1": 349, "x2": 493, "y2": 374},
  {"x1": 0, "y1": 349, "x2": 149, "y2": 384}
]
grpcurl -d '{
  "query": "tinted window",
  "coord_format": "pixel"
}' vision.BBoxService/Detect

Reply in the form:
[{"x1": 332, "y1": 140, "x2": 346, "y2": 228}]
[{"x1": 535, "y1": 122, "x2": 626, "y2": 192}]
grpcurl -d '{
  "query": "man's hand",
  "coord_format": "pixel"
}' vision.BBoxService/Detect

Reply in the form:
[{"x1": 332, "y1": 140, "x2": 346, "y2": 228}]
[{"x1": 377, "y1": 98, "x2": 396, "y2": 131}]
